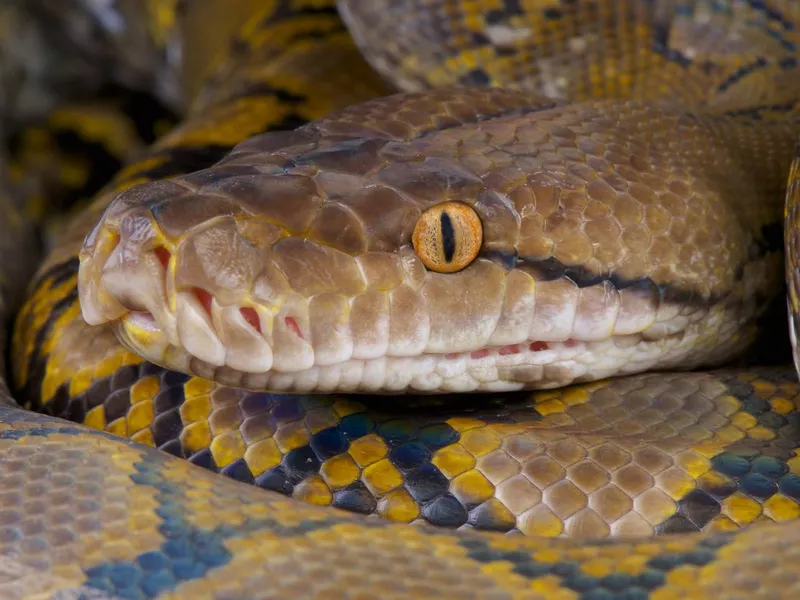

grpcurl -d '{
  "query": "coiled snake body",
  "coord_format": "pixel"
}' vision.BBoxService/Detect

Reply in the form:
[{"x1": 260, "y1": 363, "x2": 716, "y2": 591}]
[{"x1": 3, "y1": 1, "x2": 800, "y2": 598}]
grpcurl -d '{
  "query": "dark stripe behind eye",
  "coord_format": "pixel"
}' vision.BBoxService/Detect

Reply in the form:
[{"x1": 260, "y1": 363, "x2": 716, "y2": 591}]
[{"x1": 440, "y1": 211, "x2": 456, "y2": 262}]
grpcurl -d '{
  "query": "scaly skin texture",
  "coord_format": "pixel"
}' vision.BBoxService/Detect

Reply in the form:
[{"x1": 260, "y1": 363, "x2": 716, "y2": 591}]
[
  {"x1": 79, "y1": 89, "x2": 795, "y2": 392},
  {"x1": 5, "y1": 0, "x2": 800, "y2": 598}
]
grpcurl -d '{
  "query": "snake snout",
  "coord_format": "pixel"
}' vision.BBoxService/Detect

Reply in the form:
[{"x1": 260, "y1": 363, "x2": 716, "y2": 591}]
[
  {"x1": 79, "y1": 180, "x2": 194, "y2": 319},
  {"x1": 78, "y1": 172, "x2": 335, "y2": 381},
  {"x1": 80, "y1": 210, "x2": 173, "y2": 331}
]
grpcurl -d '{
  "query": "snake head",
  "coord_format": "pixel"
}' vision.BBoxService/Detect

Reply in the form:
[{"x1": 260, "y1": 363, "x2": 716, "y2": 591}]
[
  {"x1": 78, "y1": 89, "x2": 778, "y2": 394},
  {"x1": 77, "y1": 129, "x2": 504, "y2": 393}
]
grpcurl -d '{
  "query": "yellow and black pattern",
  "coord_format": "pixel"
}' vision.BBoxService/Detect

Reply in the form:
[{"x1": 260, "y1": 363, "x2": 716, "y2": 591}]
[
  {"x1": 3, "y1": 0, "x2": 800, "y2": 598},
  {"x1": 22, "y1": 358, "x2": 800, "y2": 537},
  {"x1": 6, "y1": 85, "x2": 177, "y2": 232},
  {"x1": 0, "y1": 400, "x2": 798, "y2": 599},
  {"x1": 339, "y1": 0, "x2": 800, "y2": 108}
]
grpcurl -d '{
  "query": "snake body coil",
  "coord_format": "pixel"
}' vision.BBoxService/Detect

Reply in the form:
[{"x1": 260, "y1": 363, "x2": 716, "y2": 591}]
[{"x1": 2, "y1": 1, "x2": 800, "y2": 598}]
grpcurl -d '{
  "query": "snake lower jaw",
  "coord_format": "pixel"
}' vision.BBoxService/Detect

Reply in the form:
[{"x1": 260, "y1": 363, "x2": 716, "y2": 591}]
[{"x1": 110, "y1": 305, "x2": 753, "y2": 394}]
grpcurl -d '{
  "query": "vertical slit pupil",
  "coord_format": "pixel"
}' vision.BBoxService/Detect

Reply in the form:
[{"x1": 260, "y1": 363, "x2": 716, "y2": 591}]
[{"x1": 440, "y1": 211, "x2": 456, "y2": 263}]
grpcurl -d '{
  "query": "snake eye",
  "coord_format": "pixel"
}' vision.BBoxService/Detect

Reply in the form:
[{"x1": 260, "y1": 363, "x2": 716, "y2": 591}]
[{"x1": 412, "y1": 201, "x2": 482, "y2": 273}]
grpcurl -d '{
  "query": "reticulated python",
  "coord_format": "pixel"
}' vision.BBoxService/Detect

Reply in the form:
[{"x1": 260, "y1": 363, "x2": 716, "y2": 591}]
[{"x1": 2, "y1": 0, "x2": 800, "y2": 598}]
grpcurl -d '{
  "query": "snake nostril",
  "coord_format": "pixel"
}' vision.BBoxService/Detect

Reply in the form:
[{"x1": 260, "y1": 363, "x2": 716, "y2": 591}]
[{"x1": 240, "y1": 307, "x2": 261, "y2": 333}]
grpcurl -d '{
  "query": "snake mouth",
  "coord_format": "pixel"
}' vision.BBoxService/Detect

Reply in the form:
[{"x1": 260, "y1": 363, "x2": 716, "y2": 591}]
[
  {"x1": 110, "y1": 299, "x2": 747, "y2": 394},
  {"x1": 114, "y1": 300, "x2": 654, "y2": 393},
  {"x1": 111, "y1": 276, "x2": 585, "y2": 385},
  {"x1": 78, "y1": 205, "x2": 760, "y2": 394},
  {"x1": 80, "y1": 231, "x2": 749, "y2": 394}
]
